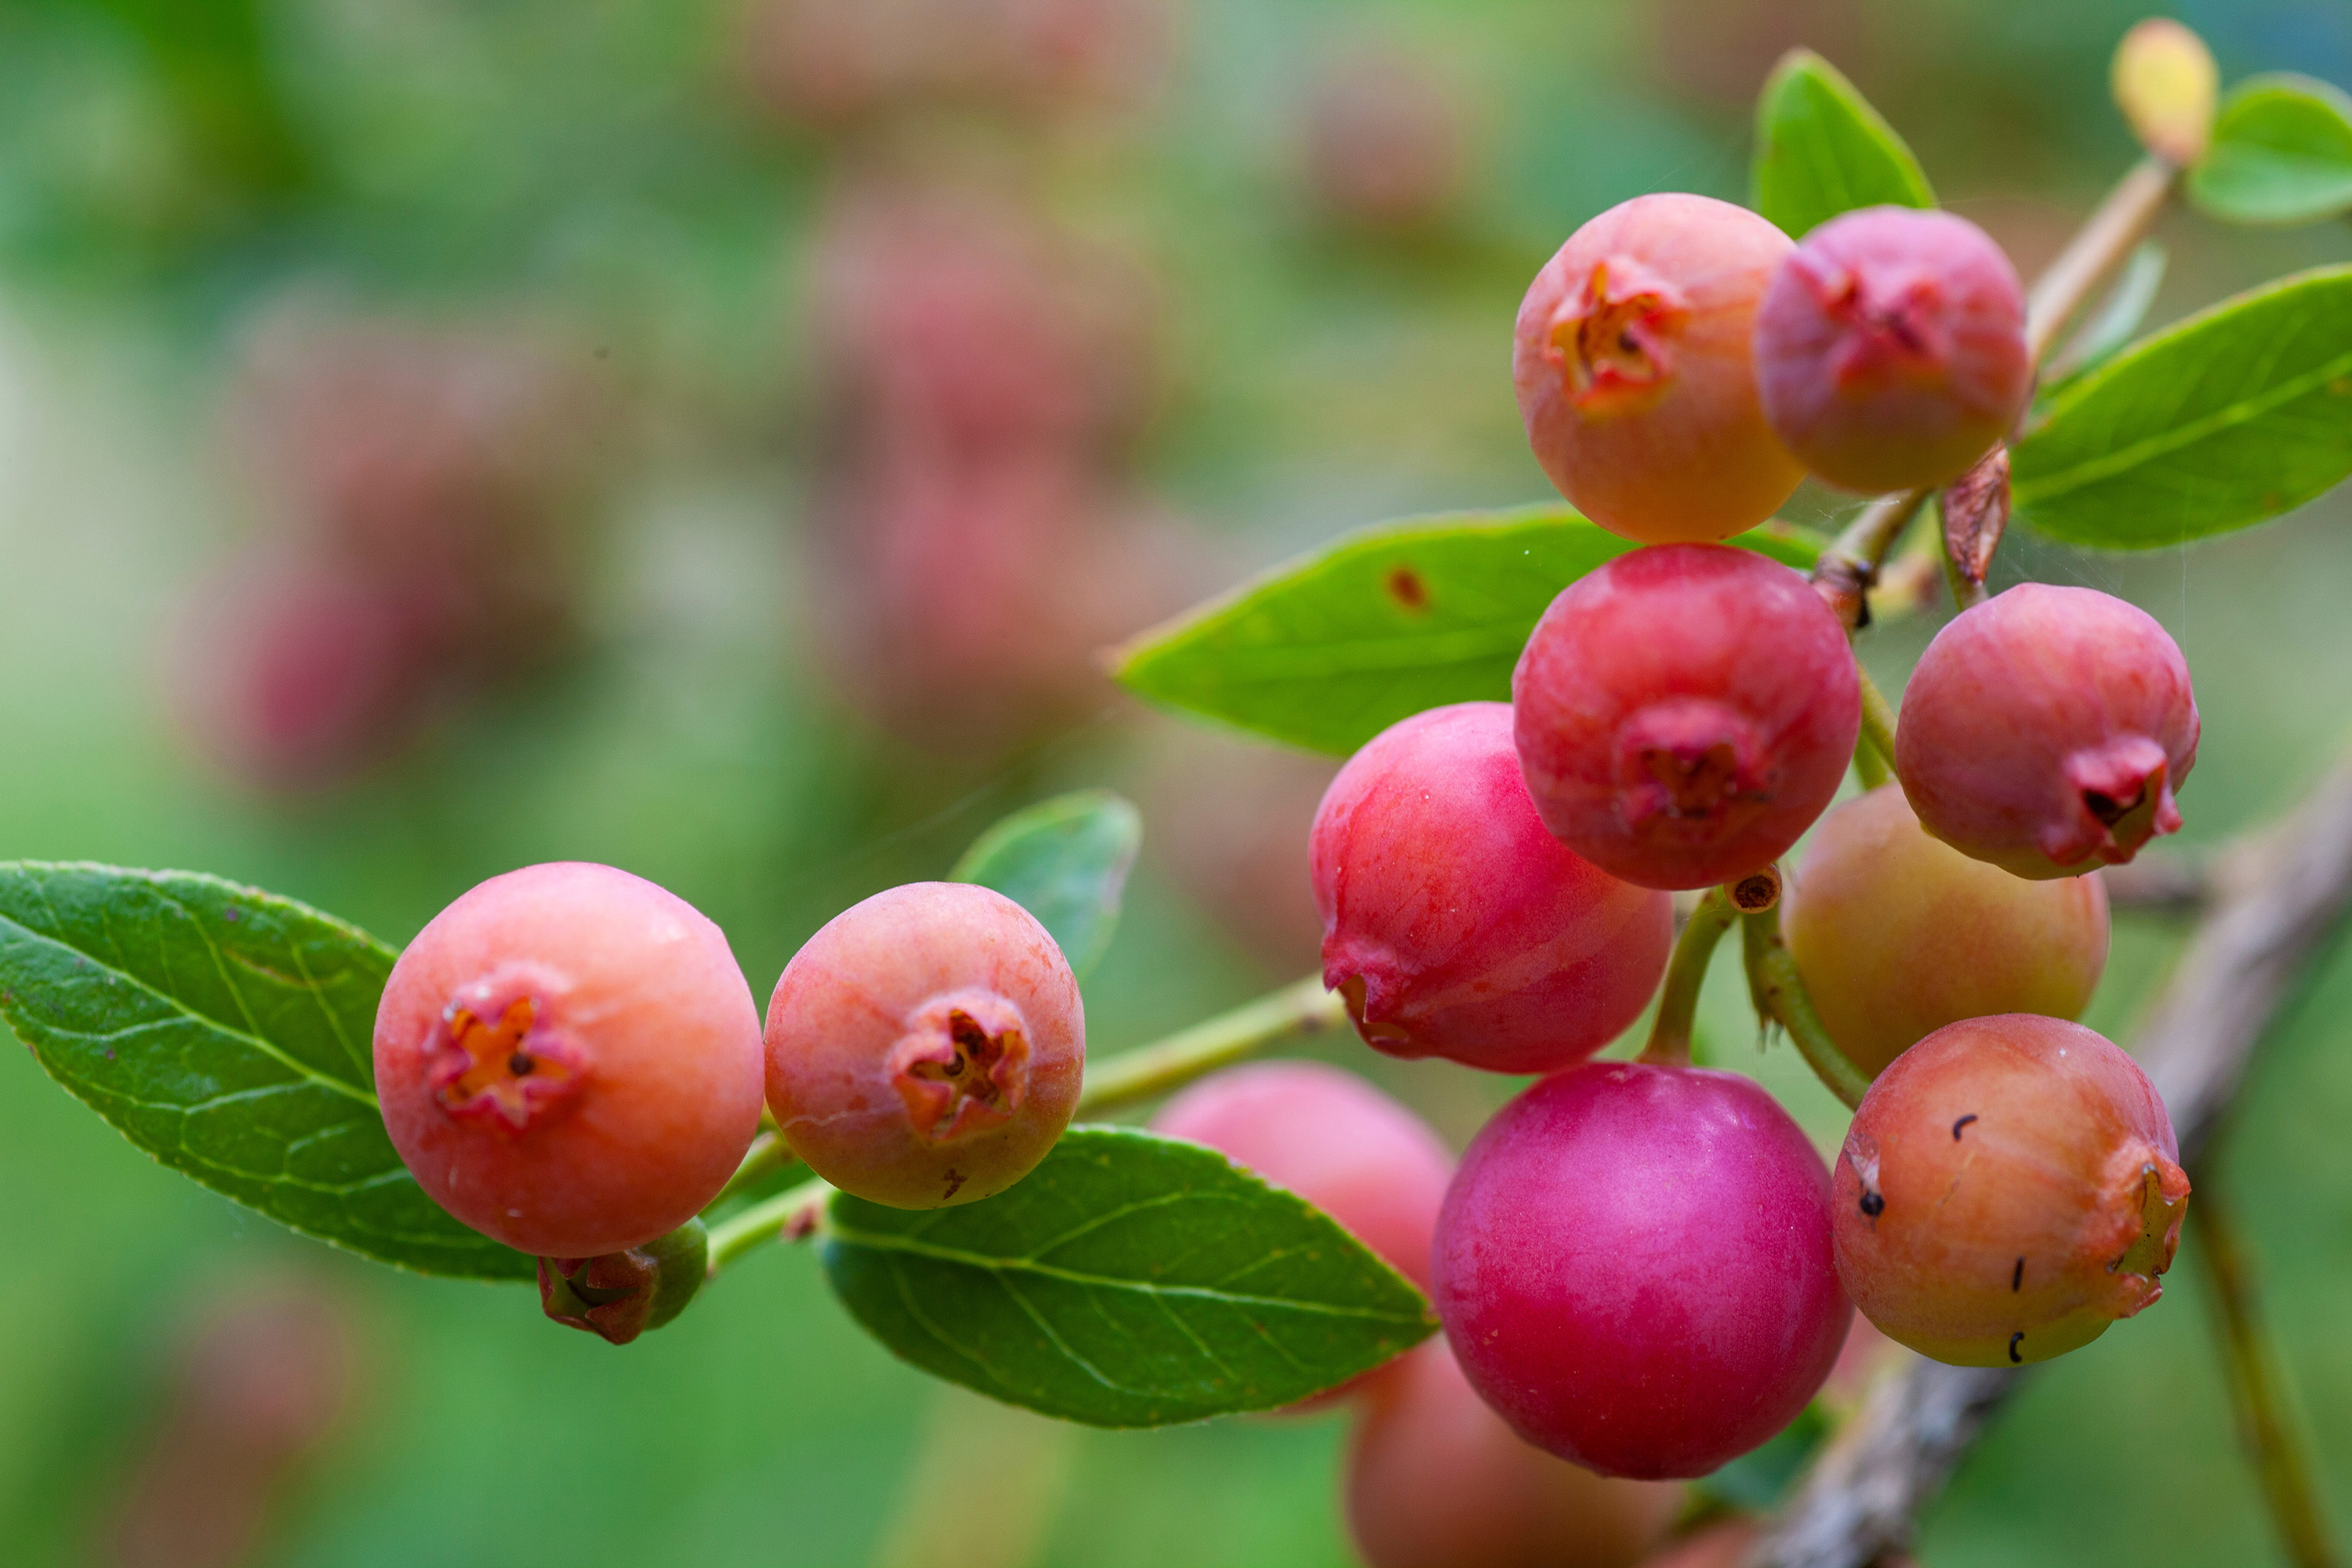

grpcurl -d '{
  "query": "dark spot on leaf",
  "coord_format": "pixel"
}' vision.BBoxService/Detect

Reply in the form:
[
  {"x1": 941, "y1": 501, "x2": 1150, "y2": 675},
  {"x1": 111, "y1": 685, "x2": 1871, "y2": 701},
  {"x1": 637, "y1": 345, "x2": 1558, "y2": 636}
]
[
  {"x1": 2013, "y1": 1257, "x2": 2024, "y2": 1291},
  {"x1": 1953, "y1": 1113, "x2": 1979, "y2": 1140},
  {"x1": 2009, "y1": 1331, "x2": 2024, "y2": 1363},
  {"x1": 1859, "y1": 1190, "x2": 1885, "y2": 1218},
  {"x1": 223, "y1": 908, "x2": 241, "y2": 922},
  {"x1": 1385, "y1": 567, "x2": 1430, "y2": 612}
]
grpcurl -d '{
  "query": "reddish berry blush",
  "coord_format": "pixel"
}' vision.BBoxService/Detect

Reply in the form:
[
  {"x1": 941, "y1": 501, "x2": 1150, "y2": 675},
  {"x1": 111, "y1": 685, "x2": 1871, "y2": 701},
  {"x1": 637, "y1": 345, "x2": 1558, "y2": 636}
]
[
  {"x1": 1513, "y1": 546, "x2": 1860, "y2": 891},
  {"x1": 1433, "y1": 1062, "x2": 1851, "y2": 1479},
  {"x1": 1312, "y1": 702, "x2": 1672, "y2": 1073},
  {"x1": 373, "y1": 862, "x2": 765, "y2": 1258},
  {"x1": 1784, "y1": 786, "x2": 2109, "y2": 1078},
  {"x1": 765, "y1": 881, "x2": 1083, "y2": 1209},
  {"x1": 1343, "y1": 1340, "x2": 1680, "y2": 1568},
  {"x1": 1514, "y1": 193, "x2": 1806, "y2": 543},
  {"x1": 1896, "y1": 583, "x2": 2198, "y2": 879},
  {"x1": 1834, "y1": 1014, "x2": 2189, "y2": 1367},
  {"x1": 1151, "y1": 1061, "x2": 1453, "y2": 1292},
  {"x1": 1754, "y1": 206, "x2": 2031, "y2": 494}
]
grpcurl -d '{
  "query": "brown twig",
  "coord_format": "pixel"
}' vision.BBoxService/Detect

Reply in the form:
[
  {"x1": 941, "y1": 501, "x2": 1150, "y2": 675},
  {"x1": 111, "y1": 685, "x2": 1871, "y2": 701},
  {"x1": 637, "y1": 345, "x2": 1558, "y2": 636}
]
[{"x1": 1751, "y1": 750, "x2": 2352, "y2": 1568}]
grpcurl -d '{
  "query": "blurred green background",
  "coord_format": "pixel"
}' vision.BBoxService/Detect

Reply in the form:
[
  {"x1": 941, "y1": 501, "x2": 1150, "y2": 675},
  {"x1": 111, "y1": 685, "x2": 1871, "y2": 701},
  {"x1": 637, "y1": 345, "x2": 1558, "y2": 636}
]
[{"x1": 1, "y1": 0, "x2": 2347, "y2": 1563}]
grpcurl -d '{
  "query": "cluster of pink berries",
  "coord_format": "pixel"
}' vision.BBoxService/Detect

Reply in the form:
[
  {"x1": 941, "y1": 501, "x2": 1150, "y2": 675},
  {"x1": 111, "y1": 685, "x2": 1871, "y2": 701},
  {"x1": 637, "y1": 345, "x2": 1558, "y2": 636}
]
[
  {"x1": 364, "y1": 185, "x2": 2205, "y2": 1566},
  {"x1": 171, "y1": 310, "x2": 608, "y2": 793},
  {"x1": 1276, "y1": 188, "x2": 2201, "y2": 1516}
]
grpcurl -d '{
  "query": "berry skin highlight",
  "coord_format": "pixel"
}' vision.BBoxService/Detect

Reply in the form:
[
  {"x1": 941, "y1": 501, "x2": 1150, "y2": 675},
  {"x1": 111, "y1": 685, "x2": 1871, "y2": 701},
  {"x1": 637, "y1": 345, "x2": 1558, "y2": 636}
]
[
  {"x1": 1514, "y1": 194, "x2": 1806, "y2": 543},
  {"x1": 374, "y1": 862, "x2": 765, "y2": 1259},
  {"x1": 1313, "y1": 702, "x2": 1672, "y2": 1072},
  {"x1": 764, "y1": 881, "x2": 1083, "y2": 1209}
]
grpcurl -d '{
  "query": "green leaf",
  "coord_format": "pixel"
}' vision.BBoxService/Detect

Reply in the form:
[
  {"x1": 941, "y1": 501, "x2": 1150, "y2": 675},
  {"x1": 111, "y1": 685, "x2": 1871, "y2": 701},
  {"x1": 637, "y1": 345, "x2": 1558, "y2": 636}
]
[
  {"x1": 1109, "y1": 507, "x2": 1825, "y2": 756},
  {"x1": 2189, "y1": 74, "x2": 2352, "y2": 227},
  {"x1": 950, "y1": 791, "x2": 1142, "y2": 981},
  {"x1": 820, "y1": 1126, "x2": 1435, "y2": 1427},
  {"x1": 0, "y1": 862, "x2": 532, "y2": 1280},
  {"x1": 1750, "y1": 49, "x2": 1936, "y2": 238},
  {"x1": 2012, "y1": 264, "x2": 2352, "y2": 548},
  {"x1": 1694, "y1": 1400, "x2": 1833, "y2": 1511}
]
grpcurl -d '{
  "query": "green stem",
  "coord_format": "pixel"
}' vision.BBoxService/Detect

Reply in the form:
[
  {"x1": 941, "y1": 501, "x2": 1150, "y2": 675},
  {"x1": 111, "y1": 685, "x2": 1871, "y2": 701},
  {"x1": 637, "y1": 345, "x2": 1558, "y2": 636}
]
[
  {"x1": 1741, "y1": 906, "x2": 1871, "y2": 1110},
  {"x1": 1073, "y1": 973, "x2": 1345, "y2": 1118},
  {"x1": 710, "y1": 1131, "x2": 797, "y2": 1209},
  {"x1": 2026, "y1": 156, "x2": 2179, "y2": 365},
  {"x1": 706, "y1": 1174, "x2": 835, "y2": 1272},
  {"x1": 1642, "y1": 889, "x2": 1742, "y2": 1067},
  {"x1": 2193, "y1": 1178, "x2": 2347, "y2": 1568},
  {"x1": 1854, "y1": 659, "x2": 1898, "y2": 792},
  {"x1": 704, "y1": 974, "x2": 1346, "y2": 1275}
]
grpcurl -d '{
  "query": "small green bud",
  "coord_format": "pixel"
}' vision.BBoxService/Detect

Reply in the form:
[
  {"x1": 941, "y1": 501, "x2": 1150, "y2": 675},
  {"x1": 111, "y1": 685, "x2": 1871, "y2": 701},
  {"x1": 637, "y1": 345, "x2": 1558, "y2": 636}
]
[{"x1": 537, "y1": 1218, "x2": 708, "y2": 1345}]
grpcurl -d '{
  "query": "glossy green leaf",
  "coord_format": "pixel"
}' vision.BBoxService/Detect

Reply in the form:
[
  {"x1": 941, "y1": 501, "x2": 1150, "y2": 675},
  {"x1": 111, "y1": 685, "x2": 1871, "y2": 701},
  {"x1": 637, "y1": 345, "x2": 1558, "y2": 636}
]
[
  {"x1": 2189, "y1": 74, "x2": 2352, "y2": 227},
  {"x1": 950, "y1": 791, "x2": 1142, "y2": 981},
  {"x1": 1751, "y1": 49, "x2": 1936, "y2": 238},
  {"x1": 820, "y1": 1126, "x2": 1435, "y2": 1427},
  {"x1": 1109, "y1": 507, "x2": 1825, "y2": 756},
  {"x1": 0, "y1": 862, "x2": 532, "y2": 1280},
  {"x1": 2012, "y1": 264, "x2": 2352, "y2": 547}
]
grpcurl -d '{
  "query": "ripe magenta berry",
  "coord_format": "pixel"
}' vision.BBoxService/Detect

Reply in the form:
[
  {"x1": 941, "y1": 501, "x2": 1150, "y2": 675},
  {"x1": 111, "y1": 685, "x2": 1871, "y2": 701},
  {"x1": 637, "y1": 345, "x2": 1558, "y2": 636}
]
[
  {"x1": 1433, "y1": 1062, "x2": 1851, "y2": 1479},
  {"x1": 374, "y1": 863, "x2": 765, "y2": 1259},
  {"x1": 1783, "y1": 786, "x2": 2110, "y2": 1077},
  {"x1": 1513, "y1": 193, "x2": 1805, "y2": 544},
  {"x1": 1896, "y1": 584, "x2": 2199, "y2": 879},
  {"x1": 1151, "y1": 1061, "x2": 1454, "y2": 1292},
  {"x1": 1833, "y1": 1014, "x2": 2190, "y2": 1366},
  {"x1": 1312, "y1": 702, "x2": 1672, "y2": 1073},
  {"x1": 765, "y1": 882, "x2": 1083, "y2": 1208},
  {"x1": 1512, "y1": 546, "x2": 1860, "y2": 891},
  {"x1": 1754, "y1": 206, "x2": 2031, "y2": 494},
  {"x1": 1344, "y1": 1341, "x2": 1679, "y2": 1568}
]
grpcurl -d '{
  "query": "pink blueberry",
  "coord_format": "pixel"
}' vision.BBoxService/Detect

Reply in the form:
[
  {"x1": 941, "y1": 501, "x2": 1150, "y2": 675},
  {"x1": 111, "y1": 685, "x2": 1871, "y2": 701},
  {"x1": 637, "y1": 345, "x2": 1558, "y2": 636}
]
[
  {"x1": 1433, "y1": 1062, "x2": 1851, "y2": 1479},
  {"x1": 765, "y1": 881, "x2": 1083, "y2": 1208},
  {"x1": 1896, "y1": 584, "x2": 2198, "y2": 879},
  {"x1": 1513, "y1": 545, "x2": 1860, "y2": 891},
  {"x1": 375, "y1": 862, "x2": 765, "y2": 1258},
  {"x1": 1514, "y1": 193, "x2": 1806, "y2": 544},
  {"x1": 1313, "y1": 702, "x2": 1673, "y2": 1073},
  {"x1": 1754, "y1": 205, "x2": 2031, "y2": 494}
]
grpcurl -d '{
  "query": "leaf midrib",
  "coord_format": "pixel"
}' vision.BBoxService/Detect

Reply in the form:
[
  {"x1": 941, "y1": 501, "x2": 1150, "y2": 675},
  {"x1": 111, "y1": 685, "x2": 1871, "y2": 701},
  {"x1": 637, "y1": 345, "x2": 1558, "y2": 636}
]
[
  {"x1": 828, "y1": 1221, "x2": 1430, "y2": 1324},
  {"x1": 2016, "y1": 341, "x2": 2352, "y2": 504},
  {"x1": 0, "y1": 908, "x2": 381, "y2": 1111}
]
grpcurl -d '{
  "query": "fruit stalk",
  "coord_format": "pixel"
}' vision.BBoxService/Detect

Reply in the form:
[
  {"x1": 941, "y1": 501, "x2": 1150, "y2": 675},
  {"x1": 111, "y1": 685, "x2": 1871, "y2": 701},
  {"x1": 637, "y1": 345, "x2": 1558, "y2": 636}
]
[
  {"x1": 1739, "y1": 906, "x2": 1871, "y2": 1110},
  {"x1": 1642, "y1": 871, "x2": 1782, "y2": 1067},
  {"x1": 2192, "y1": 1179, "x2": 2347, "y2": 1568},
  {"x1": 1853, "y1": 661, "x2": 1896, "y2": 788},
  {"x1": 1751, "y1": 745, "x2": 2352, "y2": 1568}
]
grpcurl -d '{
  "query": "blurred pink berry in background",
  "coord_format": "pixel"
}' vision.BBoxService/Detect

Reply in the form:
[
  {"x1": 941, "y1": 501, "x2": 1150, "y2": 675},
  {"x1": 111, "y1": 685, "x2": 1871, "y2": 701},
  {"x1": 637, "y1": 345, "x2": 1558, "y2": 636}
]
[
  {"x1": 742, "y1": 0, "x2": 1172, "y2": 129},
  {"x1": 96, "y1": 1276, "x2": 361, "y2": 1568},
  {"x1": 169, "y1": 307, "x2": 614, "y2": 793},
  {"x1": 1298, "y1": 42, "x2": 1471, "y2": 234}
]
